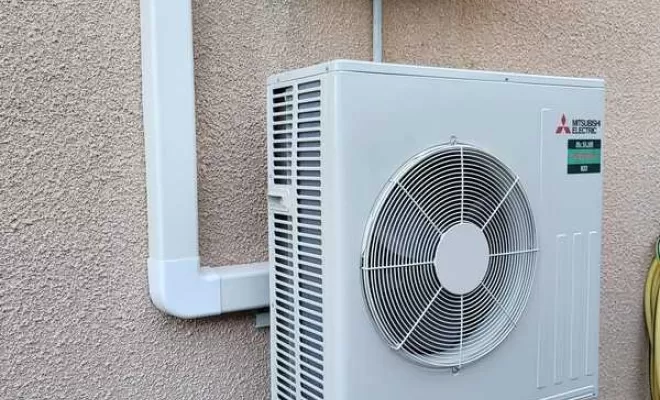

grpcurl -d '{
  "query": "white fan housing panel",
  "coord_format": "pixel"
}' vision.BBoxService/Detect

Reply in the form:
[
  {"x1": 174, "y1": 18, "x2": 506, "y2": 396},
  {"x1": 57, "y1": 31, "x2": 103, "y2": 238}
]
[{"x1": 267, "y1": 61, "x2": 604, "y2": 400}]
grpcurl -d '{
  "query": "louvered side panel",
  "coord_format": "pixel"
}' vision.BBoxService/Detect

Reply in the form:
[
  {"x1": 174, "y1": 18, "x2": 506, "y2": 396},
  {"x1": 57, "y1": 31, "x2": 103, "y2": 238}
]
[
  {"x1": 270, "y1": 82, "x2": 298, "y2": 400},
  {"x1": 270, "y1": 79, "x2": 325, "y2": 400},
  {"x1": 295, "y1": 80, "x2": 324, "y2": 400}
]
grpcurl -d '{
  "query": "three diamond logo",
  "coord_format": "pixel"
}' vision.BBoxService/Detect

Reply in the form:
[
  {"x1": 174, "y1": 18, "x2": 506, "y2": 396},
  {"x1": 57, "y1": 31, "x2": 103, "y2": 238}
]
[{"x1": 555, "y1": 114, "x2": 571, "y2": 134}]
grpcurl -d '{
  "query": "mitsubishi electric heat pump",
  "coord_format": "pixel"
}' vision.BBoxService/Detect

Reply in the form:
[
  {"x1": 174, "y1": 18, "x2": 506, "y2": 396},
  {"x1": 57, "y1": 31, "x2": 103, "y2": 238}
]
[{"x1": 266, "y1": 61, "x2": 604, "y2": 400}]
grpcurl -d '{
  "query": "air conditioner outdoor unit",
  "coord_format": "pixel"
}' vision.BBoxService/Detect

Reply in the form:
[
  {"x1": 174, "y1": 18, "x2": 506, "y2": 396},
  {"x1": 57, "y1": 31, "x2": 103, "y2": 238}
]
[{"x1": 266, "y1": 60, "x2": 604, "y2": 400}]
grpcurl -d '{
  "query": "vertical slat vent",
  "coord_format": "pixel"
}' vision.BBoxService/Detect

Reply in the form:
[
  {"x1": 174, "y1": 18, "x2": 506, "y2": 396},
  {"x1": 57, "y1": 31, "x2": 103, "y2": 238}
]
[
  {"x1": 295, "y1": 80, "x2": 324, "y2": 400},
  {"x1": 272, "y1": 85, "x2": 294, "y2": 186},
  {"x1": 273, "y1": 212, "x2": 297, "y2": 400},
  {"x1": 271, "y1": 79, "x2": 324, "y2": 400}
]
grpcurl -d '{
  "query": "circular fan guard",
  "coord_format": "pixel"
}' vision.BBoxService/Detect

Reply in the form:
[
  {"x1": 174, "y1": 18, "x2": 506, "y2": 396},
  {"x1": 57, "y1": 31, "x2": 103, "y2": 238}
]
[{"x1": 361, "y1": 144, "x2": 538, "y2": 368}]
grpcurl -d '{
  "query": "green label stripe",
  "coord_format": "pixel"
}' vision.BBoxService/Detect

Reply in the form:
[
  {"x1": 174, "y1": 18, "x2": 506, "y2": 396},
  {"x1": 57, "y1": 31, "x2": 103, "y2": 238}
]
[{"x1": 567, "y1": 149, "x2": 601, "y2": 165}]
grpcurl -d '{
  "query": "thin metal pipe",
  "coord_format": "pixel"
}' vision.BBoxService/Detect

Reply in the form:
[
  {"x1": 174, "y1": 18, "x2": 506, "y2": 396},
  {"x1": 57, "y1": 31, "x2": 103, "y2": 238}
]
[{"x1": 373, "y1": 0, "x2": 383, "y2": 62}]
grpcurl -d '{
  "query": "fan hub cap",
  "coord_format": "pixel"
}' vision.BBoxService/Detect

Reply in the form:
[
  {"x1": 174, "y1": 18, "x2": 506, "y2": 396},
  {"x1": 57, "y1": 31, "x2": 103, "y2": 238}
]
[{"x1": 433, "y1": 222, "x2": 489, "y2": 295}]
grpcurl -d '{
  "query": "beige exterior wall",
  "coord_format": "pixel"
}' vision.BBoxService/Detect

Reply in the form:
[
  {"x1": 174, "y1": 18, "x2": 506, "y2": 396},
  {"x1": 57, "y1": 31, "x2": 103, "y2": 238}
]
[{"x1": 0, "y1": 0, "x2": 654, "y2": 398}]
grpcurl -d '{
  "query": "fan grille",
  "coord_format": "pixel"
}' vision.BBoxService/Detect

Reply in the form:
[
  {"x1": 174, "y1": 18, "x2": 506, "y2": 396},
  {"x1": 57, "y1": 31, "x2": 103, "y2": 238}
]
[{"x1": 361, "y1": 144, "x2": 538, "y2": 368}]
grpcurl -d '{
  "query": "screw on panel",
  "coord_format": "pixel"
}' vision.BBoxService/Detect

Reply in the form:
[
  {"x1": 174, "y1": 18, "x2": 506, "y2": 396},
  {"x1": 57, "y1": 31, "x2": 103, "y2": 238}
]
[
  {"x1": 451, "y1": 366, "x2": 461, "y2": 375},
  {"x1": 450, "y1": 135, "x2": 458, "y2": 146}
]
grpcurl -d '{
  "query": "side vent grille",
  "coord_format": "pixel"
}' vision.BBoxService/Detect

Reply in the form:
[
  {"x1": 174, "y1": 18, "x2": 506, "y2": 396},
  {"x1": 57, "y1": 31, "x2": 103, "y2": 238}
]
[
  {"x1": 273, "y1": 213, "x2": 297, "y2": 399},
  {"x1": 272, "y1": 86, "x2": 294, "y2": 186},
  {"x1": 296, "y1": 80, "x2": 323, "y2": 400},
  {"x1": 271, "y1": 79, "x2": 324, "y2": 400}
]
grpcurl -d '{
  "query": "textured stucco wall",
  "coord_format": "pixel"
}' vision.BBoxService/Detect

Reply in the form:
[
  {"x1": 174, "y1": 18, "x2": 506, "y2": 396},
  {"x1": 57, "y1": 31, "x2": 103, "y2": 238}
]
[{"x1": 0, "y1": 0, "x2": 655, "y2": 399}]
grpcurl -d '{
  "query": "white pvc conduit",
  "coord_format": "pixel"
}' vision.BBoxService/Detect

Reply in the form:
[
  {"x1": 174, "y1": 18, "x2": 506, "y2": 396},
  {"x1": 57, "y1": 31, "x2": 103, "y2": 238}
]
[{"x1": 140, "y1": 0, "x2": 268, "y2": 318}]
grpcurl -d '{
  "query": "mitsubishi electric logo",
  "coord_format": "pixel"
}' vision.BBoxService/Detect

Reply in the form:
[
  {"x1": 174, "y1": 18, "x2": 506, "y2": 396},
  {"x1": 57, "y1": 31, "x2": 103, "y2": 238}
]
[
  {"x1": 555, "y1": 114, "x2": 571, "y2": 134},
  {"x1": 555, "y1": 114, "x2": 602, "y2": 135}
]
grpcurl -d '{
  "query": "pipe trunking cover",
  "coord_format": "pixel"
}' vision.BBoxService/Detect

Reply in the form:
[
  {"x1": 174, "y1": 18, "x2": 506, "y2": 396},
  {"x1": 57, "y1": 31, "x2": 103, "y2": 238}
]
[{"x1": 140, "y1": 0, "x2": 269, "y2": 318}]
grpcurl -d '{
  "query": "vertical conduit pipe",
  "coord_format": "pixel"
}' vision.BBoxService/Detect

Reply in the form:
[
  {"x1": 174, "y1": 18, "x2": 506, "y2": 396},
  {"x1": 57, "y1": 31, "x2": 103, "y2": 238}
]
[{"x1": 141, "y1": 0, "x2": 269, "y2": 318}]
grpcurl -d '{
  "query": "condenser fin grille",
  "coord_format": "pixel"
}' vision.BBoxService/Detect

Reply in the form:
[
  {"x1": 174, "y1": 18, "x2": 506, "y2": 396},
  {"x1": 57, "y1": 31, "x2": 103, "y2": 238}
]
[{"x1": 271, "y1": 80, "x2": 324, "y2": 400}]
